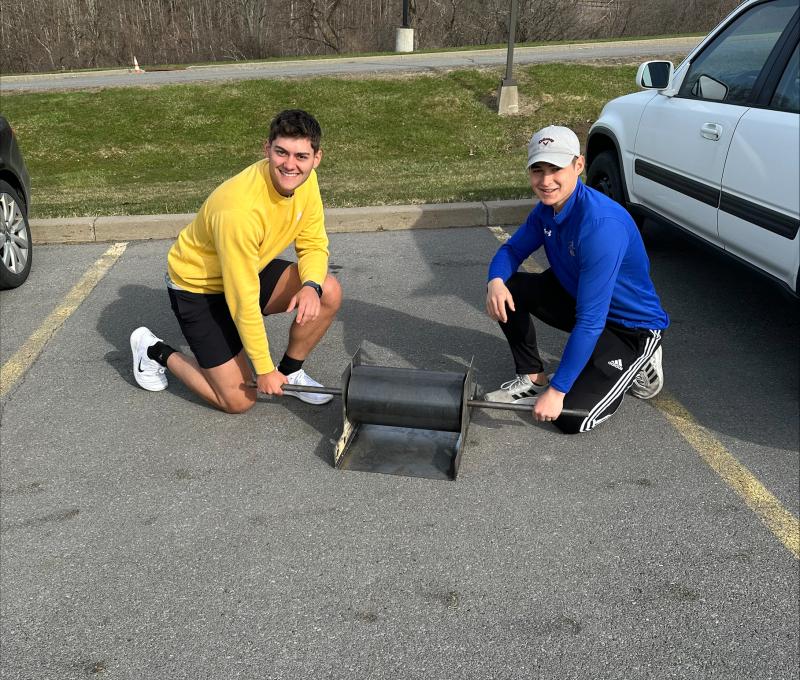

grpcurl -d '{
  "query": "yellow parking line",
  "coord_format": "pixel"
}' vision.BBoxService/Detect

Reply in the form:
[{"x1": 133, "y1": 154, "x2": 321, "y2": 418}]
[
  {"x1": 487, "y1": 226, "x2": 799, "y2": 558},
  {"x1": 655, "y1": 393, "x2": 799, "y2": 559},
  {"x1": 0, "y1": 242, "x2": 128, "y2": 398},
  {"x1": 488, "y1": 226, "x2": 544, "y2": 274},
  {"x1": 487, "y1": 226, "x2": 512, "y2": 243}
]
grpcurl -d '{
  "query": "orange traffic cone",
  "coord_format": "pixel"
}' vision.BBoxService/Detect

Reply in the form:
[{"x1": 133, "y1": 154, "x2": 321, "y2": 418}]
[{"x1": 131, "y1": 56, "x2": 144, "y2": 74}]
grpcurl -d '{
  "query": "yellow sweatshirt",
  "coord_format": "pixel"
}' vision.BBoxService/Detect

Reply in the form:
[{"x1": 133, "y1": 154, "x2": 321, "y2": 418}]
[{"x1": 167, "y1": 160, "x2": 329, "y2": 375}]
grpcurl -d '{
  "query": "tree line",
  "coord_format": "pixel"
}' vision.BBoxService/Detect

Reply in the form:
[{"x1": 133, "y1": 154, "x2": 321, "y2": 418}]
[{"x1": 2, "y1": 0, "x2": 740, "y2": 74}]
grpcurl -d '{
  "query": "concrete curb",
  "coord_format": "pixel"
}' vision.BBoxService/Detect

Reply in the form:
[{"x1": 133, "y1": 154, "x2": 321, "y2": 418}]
[{"x1": 29, "y1": 199, "x2": 535, "y2": 244}]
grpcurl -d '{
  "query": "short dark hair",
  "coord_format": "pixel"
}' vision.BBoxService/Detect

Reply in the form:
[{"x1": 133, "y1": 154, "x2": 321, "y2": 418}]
[{"x1": 268, "y1": 109, "x2": 322, "y2": 152}]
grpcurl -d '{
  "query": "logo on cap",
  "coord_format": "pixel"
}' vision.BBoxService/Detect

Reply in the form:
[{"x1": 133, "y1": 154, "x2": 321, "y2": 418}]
[{"x1": 539, "y1": 137, "x2": 555, "y2": 146}]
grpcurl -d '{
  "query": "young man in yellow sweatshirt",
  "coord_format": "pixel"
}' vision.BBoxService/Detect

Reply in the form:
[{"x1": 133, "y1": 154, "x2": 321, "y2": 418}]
[{"x1": 129, "y1": 109, "x2": 341, "y2": 414}]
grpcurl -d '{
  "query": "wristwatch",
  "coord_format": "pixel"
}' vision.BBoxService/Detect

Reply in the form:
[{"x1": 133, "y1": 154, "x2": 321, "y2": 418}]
[{"x1": 302, "y1": 281, "x2": 323, "y2": 298}]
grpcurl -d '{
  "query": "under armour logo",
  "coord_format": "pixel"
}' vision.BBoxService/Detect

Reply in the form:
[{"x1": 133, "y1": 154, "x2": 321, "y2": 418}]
[
  {"x1": 539, "y1": 137, "x2": 555, "y2": 146},
  {"x1": 544, "y1": 228, "x2": 552, "y2": 237},
  {"x1": 608, "y1": 359, "x2": 623, "y2": 371}
]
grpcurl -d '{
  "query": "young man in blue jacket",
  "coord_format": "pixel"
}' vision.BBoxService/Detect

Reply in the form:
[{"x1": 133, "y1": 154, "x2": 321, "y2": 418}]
[{"x1": 485, "y1": 125, "x2": 669, "y2": 434}]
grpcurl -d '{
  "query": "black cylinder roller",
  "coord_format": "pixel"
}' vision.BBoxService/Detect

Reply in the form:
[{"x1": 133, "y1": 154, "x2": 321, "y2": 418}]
[{"x1": 346, "y1": 365, "x2": 464, "y2": 432}]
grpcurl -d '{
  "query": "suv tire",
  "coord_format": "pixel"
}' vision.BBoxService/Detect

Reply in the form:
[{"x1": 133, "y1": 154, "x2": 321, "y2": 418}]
[
  {"x1": 587, "y1": 150, "x2": 645, "y2": 229},
  {"x1": 586, "y1": 150, "x2": 625, "y2": 205}
]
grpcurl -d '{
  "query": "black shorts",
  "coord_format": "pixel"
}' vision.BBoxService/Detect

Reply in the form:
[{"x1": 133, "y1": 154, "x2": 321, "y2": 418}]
[{"x1": 167, "y1": 259, "x2": 293, "y2": 369}]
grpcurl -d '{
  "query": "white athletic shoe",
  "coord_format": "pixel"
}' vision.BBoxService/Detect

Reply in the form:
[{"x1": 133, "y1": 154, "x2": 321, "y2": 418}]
[
  {"x1": 630, "y1": 346, "x2": 663, "y2": 400},
  {"x1": 285, "y1": 369, "x2": 333, "y2": 405},
  {"x1": 484, "y1": 373, "x2": 549, "y2": 405},
  {"x1": 130, "y1": 326, "x2": 168, "y2": 392}
]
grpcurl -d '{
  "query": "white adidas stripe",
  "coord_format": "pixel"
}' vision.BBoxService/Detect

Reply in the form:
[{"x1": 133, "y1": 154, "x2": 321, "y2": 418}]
[
  {"x1": 581, "y1": 331, "x2": 660, "y2": 431},
  {"x1": 579, "y1": 334, "x2": 655, "y2": 432},
  {"x1": 580, "y1": 330, "x2": 661, "y2": 431},
  {"x1": 578, "y1": 330, "x2": 662, "y2": 432}
]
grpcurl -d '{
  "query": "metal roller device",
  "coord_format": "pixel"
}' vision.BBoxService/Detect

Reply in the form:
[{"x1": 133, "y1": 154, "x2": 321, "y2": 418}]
[
  {"x1": 268, "y1": 348, "x2": 589, "y2": 481},
  {"x1": 333, "y1": 348, "x2": 475, "y2": 481}
]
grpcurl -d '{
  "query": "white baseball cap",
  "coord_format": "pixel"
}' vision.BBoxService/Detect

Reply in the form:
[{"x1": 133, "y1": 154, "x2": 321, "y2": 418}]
[{"x1": 527, "y1": 125, "x2": 581, "y2": 169}]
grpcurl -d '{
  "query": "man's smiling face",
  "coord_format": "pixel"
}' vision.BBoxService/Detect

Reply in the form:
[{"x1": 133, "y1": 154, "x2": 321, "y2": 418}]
[
  {"x1": 264, "y1": 136, "x2": 322, "y2": 197},
  {"x1": 528, "y1": 155, "x2": 585, "y2": 213}
]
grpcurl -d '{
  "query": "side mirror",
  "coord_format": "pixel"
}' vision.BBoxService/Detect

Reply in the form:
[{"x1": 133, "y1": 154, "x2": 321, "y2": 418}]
[
  {"x1": 636, "y1": 61, "x2": 674, "y2": 89},
  {"x1": 692, "y1": 74, "x2": 729, "y2": 101}
]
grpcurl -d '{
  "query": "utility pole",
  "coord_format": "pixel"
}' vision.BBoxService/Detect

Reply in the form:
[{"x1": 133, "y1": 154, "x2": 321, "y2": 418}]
[
  {"x1": 497, "y1": 0, "x2": 520, "y2": 115},
  {"x1": 396, "y1": 0, "x2": 414, "y2": 52}
]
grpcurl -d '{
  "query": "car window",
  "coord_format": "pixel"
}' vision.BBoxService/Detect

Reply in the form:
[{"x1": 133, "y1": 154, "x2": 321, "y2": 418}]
[
  {"x1": 679, "y1": 0, "x2": 798, "y2": 105},
  {"x1": 771, "y1": 43, "x2": 800, "y2": 112}
]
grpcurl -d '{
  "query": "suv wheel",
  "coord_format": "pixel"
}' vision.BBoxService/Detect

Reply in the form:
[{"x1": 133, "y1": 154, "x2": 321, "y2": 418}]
[
  {"x1": 0, "y1": 180, "x2": 32, "y2": 289},
  {"x1": 586, "y1": 150, "x2": 625, "y2": 205},
  {"x1": 587, "y1": 150, "x2": 645, "y2": 229}
]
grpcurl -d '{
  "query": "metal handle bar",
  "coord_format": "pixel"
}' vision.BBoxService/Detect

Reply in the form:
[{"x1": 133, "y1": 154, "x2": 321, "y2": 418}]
[
  {"x1": 247, "y1": 381, "x2": 342, "y2": 396},
  {"x1": 248, "y1": 381, "x2": 589, "y2": 418},
  {"x1": 467, "y1": 400, "x2": 589, "y2": 418}
]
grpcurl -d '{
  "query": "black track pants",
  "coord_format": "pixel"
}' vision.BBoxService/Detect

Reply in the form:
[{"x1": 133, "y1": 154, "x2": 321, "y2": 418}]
[{"x1": 498, "y1": 270, "x2": 663, "y2": 434}]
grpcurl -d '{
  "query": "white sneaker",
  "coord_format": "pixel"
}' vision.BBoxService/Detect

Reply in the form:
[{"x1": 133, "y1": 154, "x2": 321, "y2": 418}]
[
  {"x1": 630, "y1": 346, "x2": 663, "y2": 400},
  {"x1": 130, "y1": 326, "x2": 168, "y2": 392},
  {"x1": 484, "y1": 374, "x2": 549, "y2": 405},
  {"x1": 285, "y1": 369, "x2": 333, "y2": 405}
]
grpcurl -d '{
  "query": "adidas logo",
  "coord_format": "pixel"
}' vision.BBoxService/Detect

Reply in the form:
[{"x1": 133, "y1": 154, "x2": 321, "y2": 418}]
[{"x1": 608, "y1": 359, "x2": 623, "y2": 371}]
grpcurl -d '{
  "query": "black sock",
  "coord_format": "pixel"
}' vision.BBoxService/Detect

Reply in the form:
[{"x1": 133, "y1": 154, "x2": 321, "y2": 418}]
[
  {"x1": 278, "y1": 354, "x2": 304, "y2": 376},
  {"x1": 147, "y1": 341, "x2": 176, "y2": 367}
]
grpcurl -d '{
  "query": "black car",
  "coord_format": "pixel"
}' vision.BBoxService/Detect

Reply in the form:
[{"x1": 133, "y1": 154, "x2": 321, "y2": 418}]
[{"x1": 0, "y1": 116, "x2": 32, "y2": 289}]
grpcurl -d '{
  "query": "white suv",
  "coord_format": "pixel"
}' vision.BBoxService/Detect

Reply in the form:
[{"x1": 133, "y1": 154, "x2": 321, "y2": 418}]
[{"x1": 586, "y1": 0, "x2": 799, "y2": 295}]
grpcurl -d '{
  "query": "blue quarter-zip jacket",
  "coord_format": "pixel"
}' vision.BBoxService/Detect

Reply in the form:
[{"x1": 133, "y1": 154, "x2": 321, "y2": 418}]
[{"x1": 488, "y1": 180, "x2": 669, "y2": 393}]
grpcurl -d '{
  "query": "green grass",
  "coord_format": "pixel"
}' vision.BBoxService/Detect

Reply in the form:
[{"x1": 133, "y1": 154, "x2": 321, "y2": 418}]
[{"x1": 1, "y1": 62, "x2": 646, "y2": 218}]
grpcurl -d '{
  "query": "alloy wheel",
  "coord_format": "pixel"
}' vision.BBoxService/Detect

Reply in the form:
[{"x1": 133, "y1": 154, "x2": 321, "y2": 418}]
[{"x1": 0, "y1": 191, "x2": 30, "y2": 275}]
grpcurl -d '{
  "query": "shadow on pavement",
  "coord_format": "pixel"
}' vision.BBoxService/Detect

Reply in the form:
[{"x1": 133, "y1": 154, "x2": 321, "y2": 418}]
[
  {"x1": 95, "y1": 279, "x2": 519, "y2": 472},
  {"x1": 97, "y1": 283, "x2": 183, "y2": 389},
  {"x1": 640, "y1": 221, "x2": 798, "y2": 451}
]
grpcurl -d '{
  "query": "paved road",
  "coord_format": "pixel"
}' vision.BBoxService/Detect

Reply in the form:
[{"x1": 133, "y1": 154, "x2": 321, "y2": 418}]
[
  {"x1": 0, "y1": 37, "x2": 699, "y2": 93},
  {"x1": 1, "y1": 222, "x2": 797, "y2": 679}
]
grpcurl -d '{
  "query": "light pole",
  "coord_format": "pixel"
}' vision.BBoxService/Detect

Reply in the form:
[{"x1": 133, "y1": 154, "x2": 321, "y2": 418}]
[
  {"x1": 497, "y1": 0, "x2": 520, "y2": 115},
  {"x1": 396, "y1": 0, "x2": 414, "y2": 52}
]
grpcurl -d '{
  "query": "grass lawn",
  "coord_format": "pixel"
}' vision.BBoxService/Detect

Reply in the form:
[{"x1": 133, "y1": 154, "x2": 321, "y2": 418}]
[{"x1": 2, "y1": 63, "x2": 648, "y2": 218}]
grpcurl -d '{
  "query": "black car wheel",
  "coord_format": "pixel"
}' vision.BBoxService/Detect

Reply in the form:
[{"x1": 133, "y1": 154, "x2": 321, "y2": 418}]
[
  {"x1": 0, "y1": 179, "x2": 32, "y2": 289},
  {"x1": 587, "y1": 150, "x2": 646, "y2": 229},
  {"x1": 586, "y1": 150, "x2": 625, "y2": 205}
]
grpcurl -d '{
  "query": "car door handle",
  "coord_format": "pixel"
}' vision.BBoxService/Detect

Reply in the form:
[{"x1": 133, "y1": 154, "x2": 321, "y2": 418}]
[{"x1": 701, "y1": 123, "x2": 722, "y2": 141}]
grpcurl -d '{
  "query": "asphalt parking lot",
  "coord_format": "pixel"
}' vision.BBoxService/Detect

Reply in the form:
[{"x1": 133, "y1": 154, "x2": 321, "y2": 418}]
[{"x1": 1, "y1": 223, "x2": 798, "y2": 679}]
